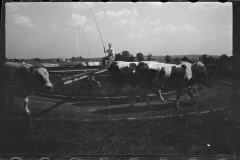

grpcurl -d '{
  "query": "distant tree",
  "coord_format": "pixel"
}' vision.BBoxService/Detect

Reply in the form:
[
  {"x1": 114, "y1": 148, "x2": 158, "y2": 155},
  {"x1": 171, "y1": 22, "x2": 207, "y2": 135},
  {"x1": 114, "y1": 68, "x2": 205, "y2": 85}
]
[
  {"x1": 56, "y1": 58, "x2": 61, "y2": 62},
  {"x1": 165, "y1": 55, "x2": 172, "y2": 63},
  {"x1": 182, "y1": 56, "x2": 189, "y2": 62},
  {"x1": 147, "y1": 53, "x2": 152, "y2": 61},
  {"x1": 199, "y1": 56, "x2": 202, "y2": 62},
  {"x1": 220, "y1": 54, "x2": 229, "y2": 62},
  {"x1": 121, "y1": 51, "x2": 134, "y2": 62},
  {"x1": 72, "y1": 57, "x2": 76, "y2": 63},
  {"x1": 115, "y1": 53, "x2": 123, "y2": 61},
  {"x1": 173, "y1": 58, "x2": 181, "y2": 64},
  {"x1": 136, "y1": 53, "x2": 144, "y2": 61},
  {"x1": 78, "y1": 56, "x2": 85, "y2": 61},
  {"x1": 202, "y1": 54, "x2": 208, "y2": 63},
  {"x1": 34, "y1": 58, "x2": 41, "y2": 62},
  {"x1": 208, "y1": 56, "x2": 215, "y2": 64},
  {"x1": 128, "y1": 55, "x2": 134, "y2": 62}
]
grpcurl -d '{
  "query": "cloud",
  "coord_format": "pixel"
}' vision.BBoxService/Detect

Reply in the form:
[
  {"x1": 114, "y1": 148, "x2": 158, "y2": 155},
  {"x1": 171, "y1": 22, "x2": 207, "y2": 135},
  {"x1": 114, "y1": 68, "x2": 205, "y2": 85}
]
[
  {"x1": 113, "y1": 19, "x2": 127, "y2": 27},
  {"x1": 68, "y1": 13, "x2": 87, "y2": 27},
  {"x1": 151, "y1": 27, "x2": 162, "y2": 34},
  {"x1": 164, "y1": 24, "x2": 177, "y2": 34},
  {"x1": 7, "y1": 3, "x2": 28, "y2": 12},
  {"x1": 67, "y1": 13, "x2": 93, "y2": 32},
  {"x1": 128, "y1": 27, "x2": 148, "y2": 39},
  {"x1": 177, "y1": 24, "x2": 200, "y2": 33},
  {"x1": 162, "y1": 24, "x2": 199, "y2": 34},
  {"x1": 148, "y1": 2, "x2": 163, "y2": 8},
  {"x1": 96, "y1": 11, "x2": 104, "y2": 19},
  {"x1": 72, "y1": 2, "x2": 93, "y2": 9},
  {"x1": 128, "y1": 32, "x2": 144, "y2": 39},
  {"x1": 106, "y1": 9, "x2": 138, "y2": 19},
  {"x1": 139, "y1": 19, "x2": 151, "y2": 25},
  {"x1": 150, "y1": 20, "x2": 161, "y2": 25},
  {"x1": 12, "y1": 13, "x2": 36, "y2": 28},
  {"x1": 139, "y1": 19, "x2": 160, "y2": 25},
  {"x1": 106, "y1": 9, "x2": 139, "y2": 27}
]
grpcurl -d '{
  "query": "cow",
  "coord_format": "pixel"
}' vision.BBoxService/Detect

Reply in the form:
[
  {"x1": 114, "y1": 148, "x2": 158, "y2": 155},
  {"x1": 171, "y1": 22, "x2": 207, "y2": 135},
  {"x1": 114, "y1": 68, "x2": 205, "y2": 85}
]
[
  {"x1": 191, "y1": 61, "x2": 208, "y2": 92},
  {"x1": 129, "y1": 61, "x2": 212, "y2": 109},
  {"x1": 87, "y1": 62, "x2": 100, "y2": 66},
  {"x1": 108, "y1": 61, "x2": 160, "y2": 86},
  {"x1": 39, "y1": 63, "x2": 59, "y2": 68},
  {"x1": 108, "y1": 61, "x2": 161, "y2": 97},
  {"x1": 5, "y1": 62, "x2": 53, "y2": 116}
]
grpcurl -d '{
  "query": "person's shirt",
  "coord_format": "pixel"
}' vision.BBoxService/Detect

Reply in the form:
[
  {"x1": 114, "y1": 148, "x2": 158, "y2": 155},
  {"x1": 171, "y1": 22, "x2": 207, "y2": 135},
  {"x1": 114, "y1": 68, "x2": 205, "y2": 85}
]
[{"x1": 105, "y1": 48, "x2": 114, "y2": 58}]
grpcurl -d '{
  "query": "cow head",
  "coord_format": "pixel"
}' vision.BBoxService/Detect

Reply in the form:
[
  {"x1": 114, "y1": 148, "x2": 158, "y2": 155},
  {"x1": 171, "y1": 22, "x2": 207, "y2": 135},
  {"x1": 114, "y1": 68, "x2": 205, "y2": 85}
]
[
  {"x1": 30, "y1": 65, "x2": 53, "y2": 90},
  {"x1": 133, "y1": 62, "x2": 149, "y2": 86}
]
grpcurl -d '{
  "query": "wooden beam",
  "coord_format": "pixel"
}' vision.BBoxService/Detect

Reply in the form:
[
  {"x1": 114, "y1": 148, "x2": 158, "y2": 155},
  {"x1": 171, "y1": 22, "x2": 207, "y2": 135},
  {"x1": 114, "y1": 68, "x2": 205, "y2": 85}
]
[
  {"x1": 64, "y1": 75, "x2": 88, "y2": 85},
  {"x1": 61, "y1": 68, "x2": 107, "y2": 82}
]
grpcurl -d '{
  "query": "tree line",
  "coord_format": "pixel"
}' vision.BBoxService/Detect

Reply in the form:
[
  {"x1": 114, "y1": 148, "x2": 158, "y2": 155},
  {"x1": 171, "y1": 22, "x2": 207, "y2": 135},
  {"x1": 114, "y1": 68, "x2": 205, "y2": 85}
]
[{"x1": 30, "y1": 51, "x2": 232, "y2": 65}]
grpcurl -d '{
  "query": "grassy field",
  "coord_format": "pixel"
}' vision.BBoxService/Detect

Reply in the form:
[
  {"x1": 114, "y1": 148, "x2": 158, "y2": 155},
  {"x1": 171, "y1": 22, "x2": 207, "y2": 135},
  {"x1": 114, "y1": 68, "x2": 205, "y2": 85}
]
[
  {"x1": 1, "y1": 80, "x2": 240, "y2": 156},
  {"x1": 1, "y1": 108, "x2": 240, "y2": 155}
]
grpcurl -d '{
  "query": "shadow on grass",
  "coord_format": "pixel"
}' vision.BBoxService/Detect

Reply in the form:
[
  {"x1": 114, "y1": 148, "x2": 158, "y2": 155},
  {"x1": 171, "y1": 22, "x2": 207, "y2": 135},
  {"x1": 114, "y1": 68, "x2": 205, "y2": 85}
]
[
  {"x1": 92, "y1": 101, "x2": 184, "y2": 115},
  {"x1": 32, "y1": 97, "x2": 70, "y2": 118}
]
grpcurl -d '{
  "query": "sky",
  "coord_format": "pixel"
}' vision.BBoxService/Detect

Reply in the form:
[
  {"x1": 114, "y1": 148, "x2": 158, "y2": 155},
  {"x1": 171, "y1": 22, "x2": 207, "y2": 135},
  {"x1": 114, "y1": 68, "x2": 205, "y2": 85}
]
[{"x1": 6, "y1": 2, "x2": 232, "y2": 59}]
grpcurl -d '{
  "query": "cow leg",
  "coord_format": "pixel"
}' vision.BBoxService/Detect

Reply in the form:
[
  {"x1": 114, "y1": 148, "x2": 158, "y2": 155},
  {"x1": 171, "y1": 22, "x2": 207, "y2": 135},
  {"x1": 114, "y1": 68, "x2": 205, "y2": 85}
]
[
  {"x1": 143, "y1": 92, "x2": 151, "y2": 107},
  {"x1": 129, "y1": 85, "x2": 143, "y2": 107},
  {"x1": 21, "y1": 97, "x2": 33, "y2": 132},
  {"x1": 175, "y1": 92, "x2": 181, "y2": 109},
  {"x1": 198, "y1": 83, "x2": 202, "y2": 91},
  {"x1": 175, "y1": 83, "x2": 186, "y2": 109},
  {"x1": 129, "y1": 92, "x2": 138, "y2": 107},
  {"x1": 186, "y1": 88, "x2": 196, "y2": 105},
  {"x1": 158, "y1": 89, "x2": 165, "y2": 102},
  {"x1": 5, "y1": 96, "x2": 13, "y2": 114},
  {"x1": 129, "y1": 87, "x2": 138, "y2": 107},
  {"x1": 22, "y1": 97, "x2": 31, "y2": 115},
  {"x1": 192, "y1": 85, "x2": 196, "y2": 93}
]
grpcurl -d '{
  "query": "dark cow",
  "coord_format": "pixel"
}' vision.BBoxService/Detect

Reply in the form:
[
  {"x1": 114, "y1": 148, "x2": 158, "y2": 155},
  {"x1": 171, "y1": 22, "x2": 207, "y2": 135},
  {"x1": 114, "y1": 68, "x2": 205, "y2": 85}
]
[
  {"x1": 108, "y1": 61, "x2": 139, "y2": 85},
  {"x1": 129, "y1": 61, "x2": 212, "y2": 109},
  {"x1": 190, "y1": 62, "x2": 212, "y2": 92},
  {"x1": 191, "y1": 61, "x2": 208, "y2": 92},
  {"x1": 5, "y1": 62, "x2": 53, "y2": 115},
  {"x1": 108, "y1": 61, "x2": 160, "y2": 84},
  {"x1": 108, "y1": 61, "x2": 160, "y2": 93}
]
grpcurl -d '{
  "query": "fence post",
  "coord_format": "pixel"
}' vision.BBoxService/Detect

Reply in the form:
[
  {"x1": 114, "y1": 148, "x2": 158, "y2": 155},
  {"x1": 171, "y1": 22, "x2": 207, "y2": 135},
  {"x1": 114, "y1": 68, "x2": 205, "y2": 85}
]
[{"x1": 226, "y1": 2, "x2": 240, "y2": 123}]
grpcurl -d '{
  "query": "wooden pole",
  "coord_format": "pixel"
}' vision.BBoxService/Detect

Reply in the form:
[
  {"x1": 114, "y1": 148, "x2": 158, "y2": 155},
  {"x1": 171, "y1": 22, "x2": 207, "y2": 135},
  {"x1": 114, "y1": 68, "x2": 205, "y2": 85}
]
[
  {"x1": 226, "y1": 2, "x2": 240, "y2": 123},
  {"x1": 62, "y1": 68, "x2": 108, "y2": 84},
  {"x1": 0, "y1": 1, "x2": 6, "y2": 118}
]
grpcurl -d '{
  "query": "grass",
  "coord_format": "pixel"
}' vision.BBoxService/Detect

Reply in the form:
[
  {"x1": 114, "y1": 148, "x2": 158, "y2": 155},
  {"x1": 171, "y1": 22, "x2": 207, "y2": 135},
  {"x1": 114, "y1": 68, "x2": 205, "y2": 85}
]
[
  {"x1": 2, "y1": 67, "x2": 239, "y2": 156},
  {"x1": 1, "y1": 109, "x2": 240, "y2": 155}
]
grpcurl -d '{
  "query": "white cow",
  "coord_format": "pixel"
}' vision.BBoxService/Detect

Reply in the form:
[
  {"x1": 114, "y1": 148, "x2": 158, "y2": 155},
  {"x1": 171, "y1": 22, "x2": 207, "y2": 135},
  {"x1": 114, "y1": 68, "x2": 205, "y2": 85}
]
[
  {"x1": 87, "y1": 62, "x2": 100, "y2": 66},
  {"x1": 39, "y1": 63, "x2": 59, "y2": 68},
  {"x1": 5, "y1": 62, "x2": 53, "y2": 115},
  {"x1": 129, "y1": 61, "x2": 212, "y2": 108}
]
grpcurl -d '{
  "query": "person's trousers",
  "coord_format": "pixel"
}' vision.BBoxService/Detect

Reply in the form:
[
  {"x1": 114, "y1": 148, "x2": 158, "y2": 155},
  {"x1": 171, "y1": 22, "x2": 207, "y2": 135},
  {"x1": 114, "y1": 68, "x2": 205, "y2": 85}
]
[{"x1": 102, "y1": 57, "x2": 109, "y2": 67}]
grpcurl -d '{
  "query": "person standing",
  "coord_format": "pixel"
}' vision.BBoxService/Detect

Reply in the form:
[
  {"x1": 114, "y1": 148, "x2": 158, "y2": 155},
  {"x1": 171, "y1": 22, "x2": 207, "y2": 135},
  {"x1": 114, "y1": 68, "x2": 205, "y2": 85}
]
[{"x1": 102, "y1": 43, "x2": 114, "y2": 67}]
